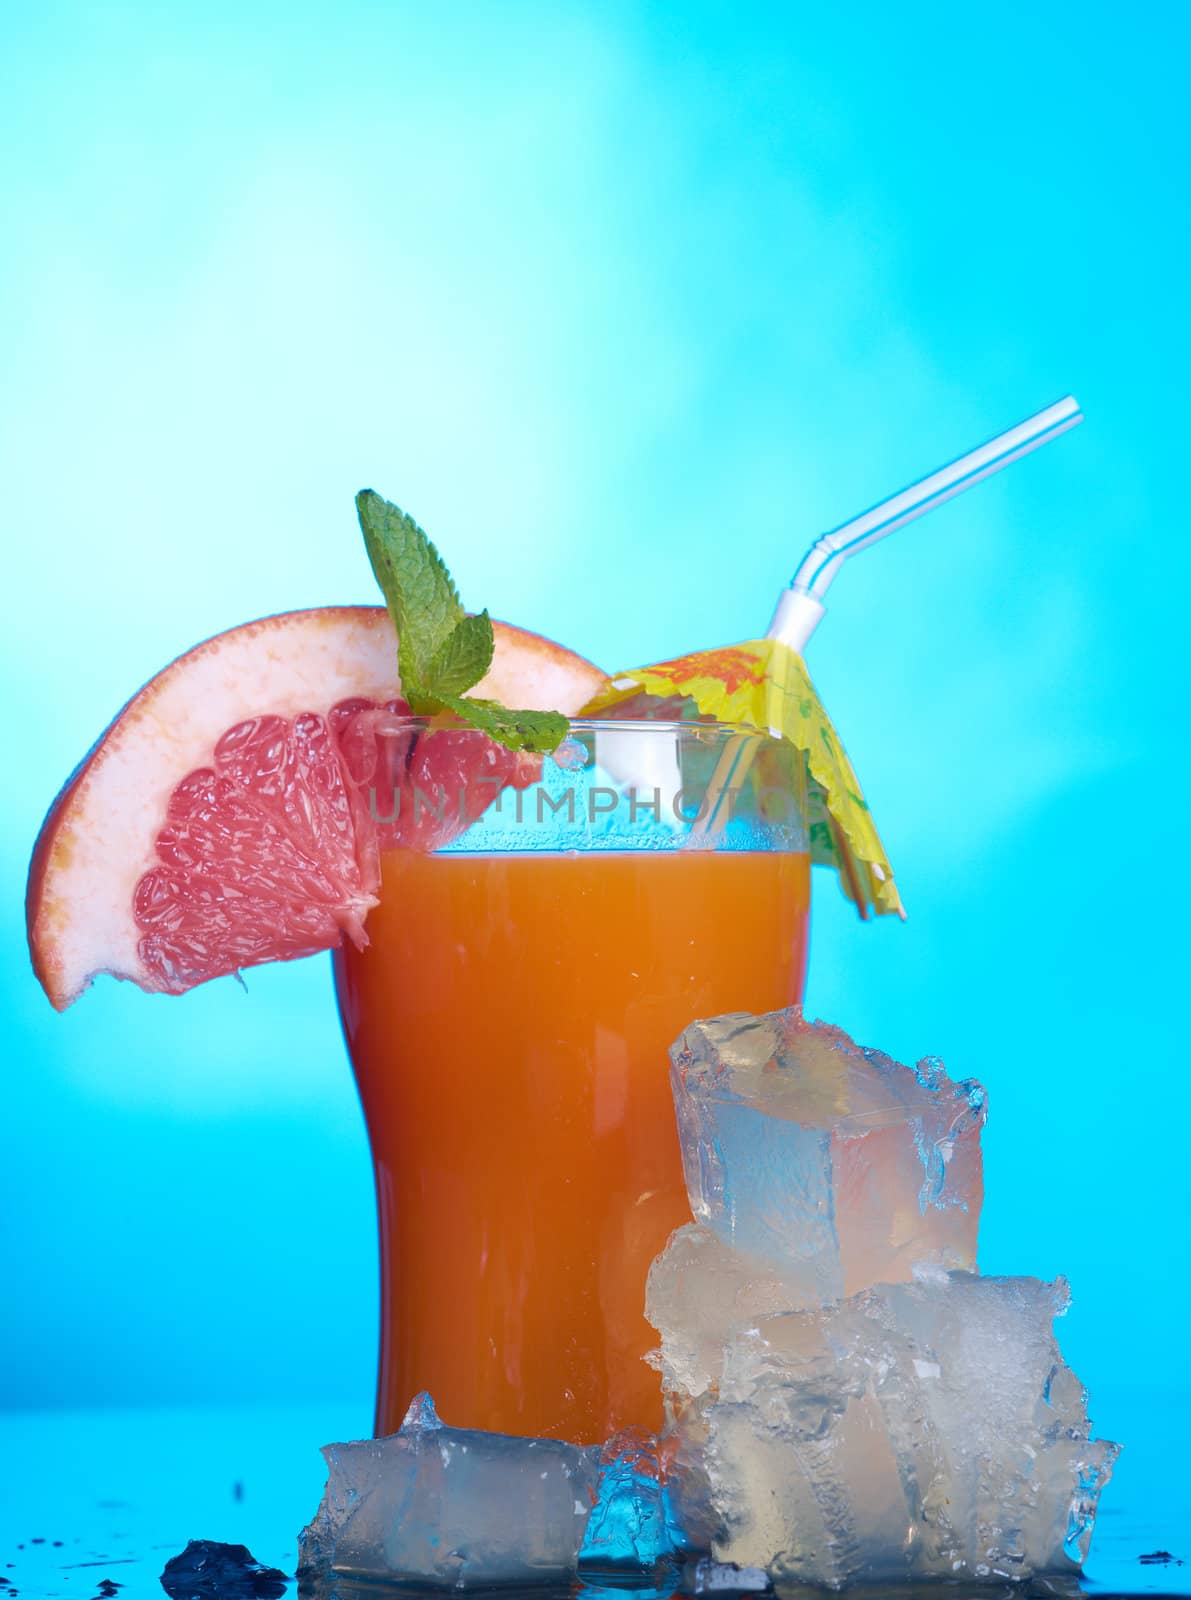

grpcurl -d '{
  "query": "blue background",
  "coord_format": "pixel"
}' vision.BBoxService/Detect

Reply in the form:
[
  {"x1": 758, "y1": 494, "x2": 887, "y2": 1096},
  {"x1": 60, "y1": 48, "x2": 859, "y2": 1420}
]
[{"x1": 1, "y1": 0, "x2": 1186, "y2": 1551}]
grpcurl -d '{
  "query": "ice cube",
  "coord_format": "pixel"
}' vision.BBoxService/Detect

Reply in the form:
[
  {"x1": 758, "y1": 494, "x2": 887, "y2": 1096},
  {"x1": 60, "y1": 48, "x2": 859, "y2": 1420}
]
[
  {"x1": 298, "y1": 1396, "x2": 683, "y2": 1589},
  {"x1": 297, "y1": 1393, "x2": 601, "y2": 1589},
  {"x1": 669, "y1": 1269, "x2": 1119, "y2": 1588},
  {"x1": 646, "y1": 1222, "x2": 806, "y2": 1401},
  {"x1": 578, "y1": 1429, "x2": 675, "y2": 1576},
  {"x1": 687, "y1": 1555, "x2": 772, "y2": 1594},
  {"x1": 670, "y1": 1008, "x2": 986, "y2": 1303}
]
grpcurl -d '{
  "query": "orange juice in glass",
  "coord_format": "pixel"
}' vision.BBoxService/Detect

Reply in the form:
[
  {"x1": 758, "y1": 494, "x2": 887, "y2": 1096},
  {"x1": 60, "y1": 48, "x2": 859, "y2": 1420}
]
[{"x1": 334, "y1": 719, "x2": 809, "y2": 1445}]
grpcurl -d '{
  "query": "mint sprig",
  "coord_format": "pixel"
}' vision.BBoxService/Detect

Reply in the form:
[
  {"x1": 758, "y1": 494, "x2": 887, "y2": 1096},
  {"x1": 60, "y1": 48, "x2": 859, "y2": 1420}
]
[
  {"x1": 357, "y1": 490, "x2": 463, "y2": 697},
  {"x1": 355, "y1": 489, "x2": 569, "y2": 753}
]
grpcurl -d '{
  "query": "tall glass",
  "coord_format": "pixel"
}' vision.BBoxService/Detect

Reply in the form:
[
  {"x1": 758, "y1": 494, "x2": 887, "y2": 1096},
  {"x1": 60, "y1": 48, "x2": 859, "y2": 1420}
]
[{"x1": 334, "y1": 719, "x2": 810, "y2": 1445}]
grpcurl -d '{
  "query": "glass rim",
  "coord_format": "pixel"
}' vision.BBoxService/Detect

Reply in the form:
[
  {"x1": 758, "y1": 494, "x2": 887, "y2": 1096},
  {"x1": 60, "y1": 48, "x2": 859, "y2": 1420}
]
[{"x1": 372, "y1": 715, "x2": 773, "y2": 739}]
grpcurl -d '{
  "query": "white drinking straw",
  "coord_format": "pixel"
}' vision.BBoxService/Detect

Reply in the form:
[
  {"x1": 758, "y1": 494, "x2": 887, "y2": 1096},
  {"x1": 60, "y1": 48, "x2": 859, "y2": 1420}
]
[{"x1": 767, "y1": 396, "x2": 1083, "y2": 651}]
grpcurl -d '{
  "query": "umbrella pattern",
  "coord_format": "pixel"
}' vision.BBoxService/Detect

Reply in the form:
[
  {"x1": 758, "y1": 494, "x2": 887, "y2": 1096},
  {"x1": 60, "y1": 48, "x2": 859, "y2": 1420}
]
[{"x1": 582, "y1": 638, "x2": 903, "y2": 920}]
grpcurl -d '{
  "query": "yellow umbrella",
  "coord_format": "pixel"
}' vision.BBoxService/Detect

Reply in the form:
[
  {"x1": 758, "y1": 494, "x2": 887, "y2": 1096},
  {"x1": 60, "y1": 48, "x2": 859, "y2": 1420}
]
[
  {"x1": 582, "y1": 397, "x2": 1084, "y2": 920},
  {"x1": 583, "y1": 637, "x2": 899, "y2": 918}
]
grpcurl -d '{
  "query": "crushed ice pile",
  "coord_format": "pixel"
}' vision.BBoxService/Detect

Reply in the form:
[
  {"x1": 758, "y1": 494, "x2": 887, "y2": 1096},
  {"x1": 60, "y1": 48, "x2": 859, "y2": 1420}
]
[{"x1": 298, "y1": 1008, "x2": 1118, "y2": 1593}]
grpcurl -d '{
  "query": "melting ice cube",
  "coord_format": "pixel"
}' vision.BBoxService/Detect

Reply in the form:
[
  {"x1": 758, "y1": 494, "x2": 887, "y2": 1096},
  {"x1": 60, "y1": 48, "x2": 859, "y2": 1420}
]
[
  {"x1": 298, "y1": 1393, "x2": 601, "y2": 1589},
  {"x1": 298, "y1": 1395, "x2": 680, "y2": 1589},
  {"x1": 670, "y1": 1008, "x2": 987, "y2": 1304},
  {"x1": 668, "y1": 1268, "x2": 1119, "y2": 1589}
]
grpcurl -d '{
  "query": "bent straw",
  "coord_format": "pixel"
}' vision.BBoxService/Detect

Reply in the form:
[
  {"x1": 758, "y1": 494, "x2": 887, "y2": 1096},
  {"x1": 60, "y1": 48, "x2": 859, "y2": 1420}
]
[
  {"x1": 766, "y1": 396, "x2": 1083, "y2": 652},
  {"x1": 703, "y1": 396, "x2": 1084, "y2": 836}
]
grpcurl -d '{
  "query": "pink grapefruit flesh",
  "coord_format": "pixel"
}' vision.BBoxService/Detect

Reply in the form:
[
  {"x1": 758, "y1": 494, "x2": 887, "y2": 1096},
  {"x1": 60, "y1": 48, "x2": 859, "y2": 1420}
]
[{"x1": 28, "y1": 606, "x2": 605, "y2": 1010}]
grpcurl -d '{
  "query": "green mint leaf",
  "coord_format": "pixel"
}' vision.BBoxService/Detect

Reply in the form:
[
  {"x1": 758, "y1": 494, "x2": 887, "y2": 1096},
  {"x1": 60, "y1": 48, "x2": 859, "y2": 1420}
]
[
  {"x1": 435, "y1": 692, "x2": 569, "y2": 754},
  {"x1": 355, "y1": 489, "x2": 463, "y2": 694},
  {"x1": 424, "y1": 609, "x2": 496, "y2": 698},
  {"x1": 356, "y1": 488, "x2": 568, "y2": 750}
]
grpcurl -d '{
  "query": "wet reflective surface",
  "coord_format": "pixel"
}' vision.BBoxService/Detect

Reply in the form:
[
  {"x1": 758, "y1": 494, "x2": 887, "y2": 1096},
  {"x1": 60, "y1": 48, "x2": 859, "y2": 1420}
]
[{"x1": 0, "y1": 1396, "x2": 1186, "y2": 1599}]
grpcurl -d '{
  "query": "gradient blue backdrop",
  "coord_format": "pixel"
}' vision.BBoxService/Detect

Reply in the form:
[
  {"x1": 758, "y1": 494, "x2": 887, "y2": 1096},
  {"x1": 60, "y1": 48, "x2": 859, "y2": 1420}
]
[{"x1": 2, "y1": 0, "x2": 1186, "y2": 1502}]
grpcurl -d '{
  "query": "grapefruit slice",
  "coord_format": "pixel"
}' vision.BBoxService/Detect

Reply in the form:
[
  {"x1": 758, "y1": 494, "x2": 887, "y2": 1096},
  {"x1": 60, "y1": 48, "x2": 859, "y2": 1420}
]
[{"x1": 28, "y1": 606, "x2": 604, "y2": 1010}]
